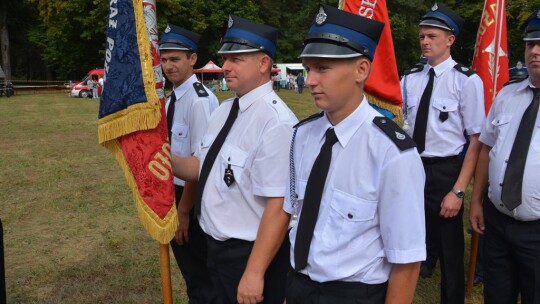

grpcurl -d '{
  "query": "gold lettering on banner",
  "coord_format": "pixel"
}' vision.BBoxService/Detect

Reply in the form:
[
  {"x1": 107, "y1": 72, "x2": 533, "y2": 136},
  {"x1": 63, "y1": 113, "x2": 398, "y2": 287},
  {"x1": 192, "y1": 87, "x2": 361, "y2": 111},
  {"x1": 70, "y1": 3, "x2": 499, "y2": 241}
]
[
  {"x1": 358, "y1": 0, "x2": 377, "y2": 19},
  {"x1": 148, "y1": 143, "x2": 172, "y2": 181}
]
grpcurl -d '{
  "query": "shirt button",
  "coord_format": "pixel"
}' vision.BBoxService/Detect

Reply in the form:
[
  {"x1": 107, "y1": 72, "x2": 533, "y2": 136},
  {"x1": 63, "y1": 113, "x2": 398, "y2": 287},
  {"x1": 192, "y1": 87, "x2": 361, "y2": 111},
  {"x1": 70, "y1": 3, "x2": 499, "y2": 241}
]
[
  {"x1": 443, "y1": 106, "x2": 446, "y2": 110},
  {"x1": 505, "y1": 159, "x2": 508, "y2": 163},
  {"x1": 499, "y1": 183, "x2": 503, "y2": 187},
  {"x1": 347, "y1": 213, "x2": 353, "y2": 219},
  {"x1": 179, "y1": 133, "x2": 182, "y2": 136},
  {"x1": 272, "y1": 100, "x2": 277, "y2": 104},
  {"x1": 500, "y1": 204, "x2": 504, "y2": 207},
  {"x1": 381, "y1": 119, "x2": 386, "y2": 124}
]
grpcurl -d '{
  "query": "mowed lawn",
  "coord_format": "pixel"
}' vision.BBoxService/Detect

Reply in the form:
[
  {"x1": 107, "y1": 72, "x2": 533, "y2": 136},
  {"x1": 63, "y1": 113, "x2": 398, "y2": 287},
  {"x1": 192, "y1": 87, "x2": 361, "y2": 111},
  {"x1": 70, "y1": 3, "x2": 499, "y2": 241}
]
[{"x1": 0, "y1": 91, "x2": 483, "y2": 303}]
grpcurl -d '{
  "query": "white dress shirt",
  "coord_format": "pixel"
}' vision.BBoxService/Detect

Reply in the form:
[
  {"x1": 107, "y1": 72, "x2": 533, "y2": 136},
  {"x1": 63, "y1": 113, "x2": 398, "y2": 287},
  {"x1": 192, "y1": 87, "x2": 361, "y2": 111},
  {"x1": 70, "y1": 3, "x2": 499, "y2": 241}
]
[
  {"x1": 480, "y1": 78, "x2": 540, "y2": 221},
  {"x1": 401, "y1": 56, "x2": 485, "y2": 157},
  {"x1": 166, "y1": 74, "x2": 219, "y2": 186},
  {"x1": 284, "y1": 98, "x2": 426, "y2": 284},
  {"x1": 196, "y1": 81, "x2": 298, "y2": 241}
]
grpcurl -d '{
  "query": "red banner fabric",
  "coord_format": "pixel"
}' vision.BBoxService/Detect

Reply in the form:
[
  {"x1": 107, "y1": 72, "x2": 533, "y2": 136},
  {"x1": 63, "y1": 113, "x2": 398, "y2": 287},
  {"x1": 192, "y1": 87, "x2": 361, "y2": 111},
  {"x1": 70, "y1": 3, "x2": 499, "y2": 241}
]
[
  {"x1": 340, "y1": 0, "x2": 403, "y2": 108},
  {"x1": 472, "y1": 0, "x2": 509, "y2": 113},
  {"x1": 99, "y1": 0, "x2": 177, "y2": 244}
]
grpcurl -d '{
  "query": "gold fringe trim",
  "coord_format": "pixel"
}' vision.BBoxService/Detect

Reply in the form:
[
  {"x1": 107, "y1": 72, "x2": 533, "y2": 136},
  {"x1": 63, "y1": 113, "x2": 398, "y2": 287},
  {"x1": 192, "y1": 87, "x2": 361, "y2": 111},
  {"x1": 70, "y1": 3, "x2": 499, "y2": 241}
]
[
  {"x1": 104, "y1": 139, "x2": 178, "y2": 244},
  {"x1": 98, "y1": 105, "x2": 161, "y2": 144},
  {"x1": 365, "y1": 92, "x2": 404, "y2": 126}
]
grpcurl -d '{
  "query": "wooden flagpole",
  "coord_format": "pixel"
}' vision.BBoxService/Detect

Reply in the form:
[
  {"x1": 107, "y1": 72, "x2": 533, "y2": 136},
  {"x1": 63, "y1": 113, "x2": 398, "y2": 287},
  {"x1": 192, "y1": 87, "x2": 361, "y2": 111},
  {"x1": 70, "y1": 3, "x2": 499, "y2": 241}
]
[{"x1": 160, "y1": 243, "x2": 173, "y2": 304}]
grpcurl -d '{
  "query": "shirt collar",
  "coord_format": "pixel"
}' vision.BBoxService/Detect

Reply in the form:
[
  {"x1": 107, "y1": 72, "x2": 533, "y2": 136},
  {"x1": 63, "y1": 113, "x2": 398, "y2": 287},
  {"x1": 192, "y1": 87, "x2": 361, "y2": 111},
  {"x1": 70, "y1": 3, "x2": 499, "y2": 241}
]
[
  {"x1": 314, "y1": 96, "x2": 371, "y2": 148},
  {"x1": 173, "y1": 74, "x2": 197, "y2": 100},
  {"x1": 426, "y1": 56, "x2": 455, "y2": 77},
  {"x1": 236, "y1": 81, "x2": 273, "y2": 112}
]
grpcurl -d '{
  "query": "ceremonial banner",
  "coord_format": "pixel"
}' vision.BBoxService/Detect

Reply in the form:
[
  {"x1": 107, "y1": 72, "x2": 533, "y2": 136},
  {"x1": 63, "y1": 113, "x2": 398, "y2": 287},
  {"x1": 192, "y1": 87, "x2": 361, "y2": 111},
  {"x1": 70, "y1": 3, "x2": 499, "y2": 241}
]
[
  {"x1": 339, "y1": 0, "x2": 403, "y2": 120},
  {"x1": 98, "y1": 0, "x2": 177, "y2": 244},
  {"x1": 472, "y1": 0, "x2": 508, "y2": 113}
]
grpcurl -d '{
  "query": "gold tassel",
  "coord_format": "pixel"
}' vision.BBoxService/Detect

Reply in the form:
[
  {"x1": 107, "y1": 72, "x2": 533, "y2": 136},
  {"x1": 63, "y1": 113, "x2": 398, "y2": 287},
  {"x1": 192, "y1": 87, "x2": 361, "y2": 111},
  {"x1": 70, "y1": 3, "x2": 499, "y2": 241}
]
[{"x1": 365, "y1": 92, "x2": 404, "y2": 126}]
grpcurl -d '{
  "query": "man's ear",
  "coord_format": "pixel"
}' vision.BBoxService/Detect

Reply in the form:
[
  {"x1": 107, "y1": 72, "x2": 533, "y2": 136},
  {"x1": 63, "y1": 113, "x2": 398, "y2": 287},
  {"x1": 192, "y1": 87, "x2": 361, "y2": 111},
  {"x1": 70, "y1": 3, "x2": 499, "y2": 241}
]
[
  {"x1": 447, "y1": 34, "x2": 456, "y2": 47},
  {"x1": 259, "y1": 54, "x2": 271, "y2": 73},
  {"x1": 189, "y1": 52, "x2": 198, "y2": 67},
  {"x1": 355, "y1": 57, "x2": 371, "y2": 84}
]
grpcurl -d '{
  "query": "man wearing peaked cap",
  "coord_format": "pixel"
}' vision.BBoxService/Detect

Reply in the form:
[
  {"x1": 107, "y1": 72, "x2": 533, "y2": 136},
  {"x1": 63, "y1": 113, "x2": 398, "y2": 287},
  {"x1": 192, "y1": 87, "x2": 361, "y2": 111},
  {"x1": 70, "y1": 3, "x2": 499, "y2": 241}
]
[
  {"x1": 159, "y1": 23, "x2": 219, "y2": 303},
  {"x1": 470, "y1": 9, "x2": 540, "y2": 304},
  {"x1": 401, "y1": 3, "x2": 485, "y2": 303},
  {"x1": 171, "y1": 14, "x2": 298, "y2": 304},
  {"x1": 284, "y1": 4, "x2": 426, "y2": 303}
]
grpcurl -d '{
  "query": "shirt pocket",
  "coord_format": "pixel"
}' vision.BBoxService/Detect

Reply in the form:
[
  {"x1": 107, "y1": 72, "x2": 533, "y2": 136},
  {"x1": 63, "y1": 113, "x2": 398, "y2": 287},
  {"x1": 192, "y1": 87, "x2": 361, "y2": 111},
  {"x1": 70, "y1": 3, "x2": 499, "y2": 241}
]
[
  {"x1": 171, "y1": 123, "x2": 189, "y2": 155},
  {"x1": 405, "y1": 96, "x2": 420, "y2": 124},
  {"x1": 322, "y1": 189, "x2": 377, "y2": 249},
  {"x1": 219, "y1": 144, "x2": 248, "y2": 190},
  {"x1": 432, "y1": 98, "x2": 459, "y2": 128},
  {"x1": 491, "y1": 113, "x2": 513, "y2": 145}
]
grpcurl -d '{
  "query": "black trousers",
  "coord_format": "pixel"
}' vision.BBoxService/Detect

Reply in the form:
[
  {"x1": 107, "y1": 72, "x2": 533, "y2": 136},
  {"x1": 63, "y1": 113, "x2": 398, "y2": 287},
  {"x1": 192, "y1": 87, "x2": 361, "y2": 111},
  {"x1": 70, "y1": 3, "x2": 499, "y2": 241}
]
[
  {"x1": 170, "y1": 185, "x2": 215, "y2": 304},
  {"x1": 483, "y1": 199, "x2": 540, "y2": 304},
  {"x1": 285, "y1": 270, "x2": 388, "y2": 304},
  {"x1": 205, "y1": 233, "x2": 290, "y2": 304},
  {"x1": 422, "y1": 156, "x2": 464, "y2": 304}
]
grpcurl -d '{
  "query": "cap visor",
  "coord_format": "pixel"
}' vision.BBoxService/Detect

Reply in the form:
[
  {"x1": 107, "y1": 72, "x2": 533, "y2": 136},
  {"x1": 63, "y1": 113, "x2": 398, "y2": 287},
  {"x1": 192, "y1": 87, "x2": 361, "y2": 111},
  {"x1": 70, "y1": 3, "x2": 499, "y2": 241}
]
[
  {"x1": 159, "y1": 42, "x2": 190, "y2": 51},
  {"x1": 217, "y1": 42, "x2": 261, "y2": 55},
  {"x1": 299, "y1": 42, "x2": 362, "y2": 58},
  {"x1": 524, "y1": 31, "x2": 540, "y2": 41},
  {"x1": 419, "y1": 20, "x2": 452, "y2": 32}
]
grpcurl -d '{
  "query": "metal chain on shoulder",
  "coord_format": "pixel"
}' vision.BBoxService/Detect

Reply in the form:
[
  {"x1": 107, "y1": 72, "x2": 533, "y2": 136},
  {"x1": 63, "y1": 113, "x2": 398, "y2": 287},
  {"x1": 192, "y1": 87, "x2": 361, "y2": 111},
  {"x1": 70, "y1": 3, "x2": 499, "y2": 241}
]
[{"x1": 289, "y1": 127, "x2": 299, "y2": 210}]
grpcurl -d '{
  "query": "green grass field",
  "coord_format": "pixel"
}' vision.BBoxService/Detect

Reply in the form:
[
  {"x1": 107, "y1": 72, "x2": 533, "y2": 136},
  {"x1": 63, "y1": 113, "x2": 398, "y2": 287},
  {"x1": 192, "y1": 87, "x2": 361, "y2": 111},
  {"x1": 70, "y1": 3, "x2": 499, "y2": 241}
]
[{"x1": 0, "y1": 91, "x2": 482, "y2": 303}]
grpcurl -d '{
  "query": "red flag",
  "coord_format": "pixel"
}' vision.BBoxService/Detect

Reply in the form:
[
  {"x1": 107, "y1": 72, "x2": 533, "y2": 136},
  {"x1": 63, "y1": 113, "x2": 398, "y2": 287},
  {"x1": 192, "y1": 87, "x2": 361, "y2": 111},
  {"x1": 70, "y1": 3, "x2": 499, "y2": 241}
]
[
  {"x1": 472, "y1": 0, "x2": 509, "y2": 113},
  {"x1": 339, "y1": 0, "x2": 403, "y2": 119},
  {"x1": 98, "y1": 0, "x2": 177, "y2": 244}
]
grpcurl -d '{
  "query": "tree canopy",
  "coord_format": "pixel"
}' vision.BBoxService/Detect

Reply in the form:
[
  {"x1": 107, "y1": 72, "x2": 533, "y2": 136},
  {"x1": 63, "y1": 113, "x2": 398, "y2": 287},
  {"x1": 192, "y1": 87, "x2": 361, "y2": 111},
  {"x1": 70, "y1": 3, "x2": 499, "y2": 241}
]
[{"x1": 2, "y1": 0, "x2": 539, "y2": 80}]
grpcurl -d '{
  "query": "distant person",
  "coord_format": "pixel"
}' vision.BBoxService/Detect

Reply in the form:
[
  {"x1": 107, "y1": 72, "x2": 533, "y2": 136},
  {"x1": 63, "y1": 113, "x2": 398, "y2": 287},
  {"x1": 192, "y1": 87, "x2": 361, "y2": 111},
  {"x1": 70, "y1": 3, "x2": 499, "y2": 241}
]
[
  {"x1": 296, "y1": 72, "x2": 304, "y2": 94},
  {"x1": 98, "y1": 76, "x2": 104, "y2": 94},
  {"x1": 275, "y1": 73, "x2": 281, "y2": 91},
  {"x1": 159, "y1": 23, "x2": 219, "y2": 303},
  {"x1": 87, "y1": 77, "x2": 95, "y2": 99},
  {"x1": 92, "y1": 76, "x2": 99, "y2": 99}
]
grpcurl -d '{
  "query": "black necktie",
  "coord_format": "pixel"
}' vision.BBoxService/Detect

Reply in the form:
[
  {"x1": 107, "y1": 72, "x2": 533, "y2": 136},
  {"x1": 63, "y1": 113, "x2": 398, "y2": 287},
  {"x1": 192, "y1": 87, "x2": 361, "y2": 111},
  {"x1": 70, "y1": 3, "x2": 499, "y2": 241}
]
[
  {"x1": 413, "y1": 68, "x2": 435, "y2": 154},
  {"x1": 501, "y1": 88, "x2": 540, "y2": 210},
  {"x1": 294, "y1": 128, "x2": 338, "y2": 271},
  {"x1": 166, "y1": 90, "x2": 177, "y2": 141},
  {"x1": 194, "y1": 98, "x2": 240, "y2": 216}
]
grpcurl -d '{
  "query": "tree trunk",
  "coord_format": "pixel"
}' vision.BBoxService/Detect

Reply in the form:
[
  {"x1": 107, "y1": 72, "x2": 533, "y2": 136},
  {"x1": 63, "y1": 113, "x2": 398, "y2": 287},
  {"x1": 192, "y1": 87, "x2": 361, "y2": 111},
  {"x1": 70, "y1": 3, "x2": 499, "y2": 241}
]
[{"x1": 0, "y1": 0, "x2": 11, "y2": 81}]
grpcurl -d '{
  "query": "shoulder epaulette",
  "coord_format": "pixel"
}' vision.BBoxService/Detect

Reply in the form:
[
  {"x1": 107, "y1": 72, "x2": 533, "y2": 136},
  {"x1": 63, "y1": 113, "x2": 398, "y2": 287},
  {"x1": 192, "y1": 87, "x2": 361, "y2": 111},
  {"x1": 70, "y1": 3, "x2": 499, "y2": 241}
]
[
  {"x1": 193, "y1": 82, "x2": 209, "y2": 97},
  {"x1": 453, "y1": 63, "x2": 475, "y2": 77},
  {"x1": 403, "y1": 63, "x2": 424, "y2": 75},
  {"x1": 293, "y1": 112, "x2": 324, "y2": 128},
  {"x1": 373, "y1": 117, "x2": 416, "y2": 151},
  {"x1": 503, "y1": 77, "x2": 528, "y2": 87}
]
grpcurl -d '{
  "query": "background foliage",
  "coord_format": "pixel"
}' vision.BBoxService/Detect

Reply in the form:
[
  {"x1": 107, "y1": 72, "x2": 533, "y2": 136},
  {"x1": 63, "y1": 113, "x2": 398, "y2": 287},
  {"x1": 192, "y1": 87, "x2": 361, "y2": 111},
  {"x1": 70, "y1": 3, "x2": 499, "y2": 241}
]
[{"x1": 2, "y1": 0, "x2": 540, "y2": 79}]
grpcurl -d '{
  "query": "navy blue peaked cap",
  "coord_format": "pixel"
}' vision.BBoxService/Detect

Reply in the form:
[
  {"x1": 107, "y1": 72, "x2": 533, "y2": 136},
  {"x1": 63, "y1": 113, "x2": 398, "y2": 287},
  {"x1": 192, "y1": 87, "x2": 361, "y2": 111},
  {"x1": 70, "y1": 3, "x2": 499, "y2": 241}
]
[
  {"x1": 420, "y1": 3, "x2": 464, "y2": 36},
  {"x1": 218, "y1": 15, "x2": 278, "y2": 59},
  {"x1": 300, "y1": 4, "x2": 384, "y2": 60},
  {"x1": 159, "y1": 24, "x2": 201, "y2": 52},
  {"x1": 522, "y1": 9, "x2": 540, "y2": 41}
]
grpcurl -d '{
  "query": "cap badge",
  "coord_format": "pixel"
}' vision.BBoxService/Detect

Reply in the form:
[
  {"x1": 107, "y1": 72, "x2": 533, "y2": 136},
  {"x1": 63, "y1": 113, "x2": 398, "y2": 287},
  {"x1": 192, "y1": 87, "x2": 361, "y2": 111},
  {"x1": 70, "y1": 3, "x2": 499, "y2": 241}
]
[
  {"x1": 228, "y1": 15, "x2": 234, "y2": 28},
  {"x1": 315, "y1": 7, "x2": 327, "y2": 25},
  {"x1": 432, "y1": 3, "x2": 438, "y2": 11},
  {"x1": 164, "y1": 25, "x2": 171, "y2": 33},
  {"x1": 395, "y1": 131, "x2": 406, "y2": 141}
]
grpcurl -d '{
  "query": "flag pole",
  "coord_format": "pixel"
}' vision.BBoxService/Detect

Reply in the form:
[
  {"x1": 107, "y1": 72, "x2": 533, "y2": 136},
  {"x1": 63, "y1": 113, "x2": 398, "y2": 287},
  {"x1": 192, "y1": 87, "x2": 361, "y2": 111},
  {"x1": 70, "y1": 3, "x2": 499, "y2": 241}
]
[
  {"x1": 153, "y1": 0, "x2": 173, "y2": 300},
  {"x1": 160, "y1": 243, "x2": 173, "y2": 304}
]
